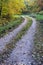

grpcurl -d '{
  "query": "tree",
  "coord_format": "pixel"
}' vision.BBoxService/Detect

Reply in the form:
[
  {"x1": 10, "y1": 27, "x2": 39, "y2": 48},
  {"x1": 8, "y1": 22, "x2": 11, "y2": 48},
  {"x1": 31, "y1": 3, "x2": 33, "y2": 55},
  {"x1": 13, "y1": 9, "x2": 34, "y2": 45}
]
[
  {"x1": 0, "y1": 0, "x2": 2, "y2": 16},
  {"x1": 0, "y1": 0, "x2": 25, "y2": 19},
  {"x1": 37, "y1": 0, "x2": 43, "y2": 10},
  {"x1": 25, "y1": 0, "x2": 40, "y2": 13}
]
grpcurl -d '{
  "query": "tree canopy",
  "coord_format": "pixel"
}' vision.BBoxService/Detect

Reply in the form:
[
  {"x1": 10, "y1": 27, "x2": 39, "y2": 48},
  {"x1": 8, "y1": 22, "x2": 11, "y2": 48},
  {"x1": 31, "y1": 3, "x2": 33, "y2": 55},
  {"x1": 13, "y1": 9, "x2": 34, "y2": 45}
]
[
  {"x1": 0, "y1": 0, "x2": 43, "y2": 19},
  {"x1": 0, "y1": 0, "x2": 25, "y2": 18}
]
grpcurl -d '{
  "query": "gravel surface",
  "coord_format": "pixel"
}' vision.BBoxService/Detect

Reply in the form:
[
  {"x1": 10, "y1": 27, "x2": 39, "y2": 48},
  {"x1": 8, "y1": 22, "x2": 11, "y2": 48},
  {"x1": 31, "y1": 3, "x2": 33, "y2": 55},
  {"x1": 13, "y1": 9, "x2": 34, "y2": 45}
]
[
  {"x1": 5, "y1": 18, "x2": 37, "y2": 65},
  {"x1": 0, "y1": 17, "x2": 27, "y2": 53}
]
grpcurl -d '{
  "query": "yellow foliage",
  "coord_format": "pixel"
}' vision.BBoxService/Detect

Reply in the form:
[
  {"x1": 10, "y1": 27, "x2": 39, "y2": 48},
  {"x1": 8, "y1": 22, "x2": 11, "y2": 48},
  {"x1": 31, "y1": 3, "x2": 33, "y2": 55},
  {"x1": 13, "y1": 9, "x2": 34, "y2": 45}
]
[
  {"x1": 1, "y1": 0, "x2": 25, "y2": 18},
  {"x1": 8, "y1": 0, "x2": 25, "y2": 15}
]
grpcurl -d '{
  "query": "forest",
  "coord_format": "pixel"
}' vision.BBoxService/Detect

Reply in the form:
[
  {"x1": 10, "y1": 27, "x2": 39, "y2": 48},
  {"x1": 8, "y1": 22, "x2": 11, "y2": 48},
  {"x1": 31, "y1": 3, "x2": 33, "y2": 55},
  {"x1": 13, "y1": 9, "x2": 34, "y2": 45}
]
[{"x1": 0, "y1": 0, "x2": 43, "y2": 18}]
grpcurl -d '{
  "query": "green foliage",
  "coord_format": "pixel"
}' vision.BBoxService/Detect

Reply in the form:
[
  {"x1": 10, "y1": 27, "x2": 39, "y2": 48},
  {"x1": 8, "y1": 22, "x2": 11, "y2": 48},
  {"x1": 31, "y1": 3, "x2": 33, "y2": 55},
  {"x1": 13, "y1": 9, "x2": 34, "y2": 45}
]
[{"x1": 36, "y1": 14, "x2": 43, "y2": 21}]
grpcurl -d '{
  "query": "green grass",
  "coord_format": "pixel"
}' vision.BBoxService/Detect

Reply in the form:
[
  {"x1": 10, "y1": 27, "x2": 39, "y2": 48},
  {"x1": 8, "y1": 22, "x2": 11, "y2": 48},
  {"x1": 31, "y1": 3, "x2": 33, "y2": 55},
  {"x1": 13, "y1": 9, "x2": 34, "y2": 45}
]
[
  {"x1": 0, "y1": 17, "x2": 23, "y2": 37},
  {"x1": 36, "y1": 14, "x2": 43, "y2": 21}
]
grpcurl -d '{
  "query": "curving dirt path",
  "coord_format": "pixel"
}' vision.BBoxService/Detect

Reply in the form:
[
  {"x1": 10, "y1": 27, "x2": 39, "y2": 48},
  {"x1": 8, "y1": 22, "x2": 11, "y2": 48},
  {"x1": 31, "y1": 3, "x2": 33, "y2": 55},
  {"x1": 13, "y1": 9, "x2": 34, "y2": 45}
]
[
  {"x1": 0, "y1": 17, "x2": 28, "y2": 53},
  {"x1": 6, "y1": 18, "x2": 37, "y2": 65}
]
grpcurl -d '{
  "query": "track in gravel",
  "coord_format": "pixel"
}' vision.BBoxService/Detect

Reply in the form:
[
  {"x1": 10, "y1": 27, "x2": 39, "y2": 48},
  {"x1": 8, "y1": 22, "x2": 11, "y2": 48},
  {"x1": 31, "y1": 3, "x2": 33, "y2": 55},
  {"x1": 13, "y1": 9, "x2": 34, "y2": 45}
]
[
  {"x1": 5, "y1": 18, "x2": 37, "y2": 65},
  {"x1": 0, "y1": 17, "x2": 28, "y2": 53}
]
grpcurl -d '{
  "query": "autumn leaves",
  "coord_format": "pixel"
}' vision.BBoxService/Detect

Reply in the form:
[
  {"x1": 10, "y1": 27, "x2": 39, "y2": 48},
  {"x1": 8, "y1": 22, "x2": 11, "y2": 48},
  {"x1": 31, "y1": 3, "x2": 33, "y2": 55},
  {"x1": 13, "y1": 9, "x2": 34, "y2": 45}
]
[{"x1": 0, "y1": 0, "x2": 25, "y2": 18}]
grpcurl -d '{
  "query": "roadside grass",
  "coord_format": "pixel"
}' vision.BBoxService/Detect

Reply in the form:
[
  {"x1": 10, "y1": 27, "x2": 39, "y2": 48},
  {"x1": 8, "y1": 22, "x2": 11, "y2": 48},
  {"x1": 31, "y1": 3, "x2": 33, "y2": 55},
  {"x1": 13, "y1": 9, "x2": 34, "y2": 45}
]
[
  {"x1": 0, "y1": 17, "x2": 23, "y2": 37},
  {"x1": 36, "y1": 14, "x2": 43, "y2": 21},
  {"x1": 29, "y1": 13, "x2": 43, "y2": 21},
  {"x1": 0, "y1": 17, "x2": 32, "y2": 62}
]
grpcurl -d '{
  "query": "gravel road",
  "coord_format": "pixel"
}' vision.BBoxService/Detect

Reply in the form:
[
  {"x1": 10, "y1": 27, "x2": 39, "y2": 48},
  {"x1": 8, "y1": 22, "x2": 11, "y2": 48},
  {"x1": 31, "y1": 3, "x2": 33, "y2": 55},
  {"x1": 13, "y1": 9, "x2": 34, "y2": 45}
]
[
  {"x1": 6, "y1": 18, "x2": 37, "y2": 65},
  {"x1": 0, "y1": 17, "x2": 27, "y2": 53}
]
